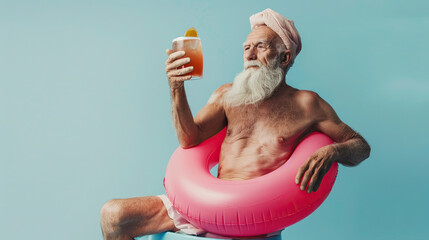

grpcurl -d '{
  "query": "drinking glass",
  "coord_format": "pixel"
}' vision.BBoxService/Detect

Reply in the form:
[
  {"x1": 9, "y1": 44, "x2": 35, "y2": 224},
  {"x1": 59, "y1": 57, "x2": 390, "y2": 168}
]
[{"x1": 172, "y1": 37, "x2": 203, "y2": 80}]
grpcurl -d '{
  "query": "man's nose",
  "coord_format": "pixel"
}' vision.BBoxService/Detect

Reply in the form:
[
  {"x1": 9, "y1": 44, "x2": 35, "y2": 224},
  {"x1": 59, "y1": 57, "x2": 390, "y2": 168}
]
[{"x1": 245, "y1": 48, "x2": 257, "y2": 61}]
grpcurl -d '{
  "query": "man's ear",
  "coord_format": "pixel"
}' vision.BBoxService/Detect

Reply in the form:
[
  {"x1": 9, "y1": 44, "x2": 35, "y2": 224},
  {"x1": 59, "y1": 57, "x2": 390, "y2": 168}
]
[{"x1": 280, "y1": 50, "x2": 292, "y2": 69}]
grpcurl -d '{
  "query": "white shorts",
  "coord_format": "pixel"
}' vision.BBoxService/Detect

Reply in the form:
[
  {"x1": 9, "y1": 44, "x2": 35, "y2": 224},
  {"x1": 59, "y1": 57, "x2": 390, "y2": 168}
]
[{"x1": 157, "y1": 194, "x2": 283, "y2": 238}]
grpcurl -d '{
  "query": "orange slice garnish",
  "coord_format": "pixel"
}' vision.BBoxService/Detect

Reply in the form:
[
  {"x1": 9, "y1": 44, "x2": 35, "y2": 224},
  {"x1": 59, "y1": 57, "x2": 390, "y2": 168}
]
[{"x1": 184, "y1": 27, "x2": 198, "y2": 37}]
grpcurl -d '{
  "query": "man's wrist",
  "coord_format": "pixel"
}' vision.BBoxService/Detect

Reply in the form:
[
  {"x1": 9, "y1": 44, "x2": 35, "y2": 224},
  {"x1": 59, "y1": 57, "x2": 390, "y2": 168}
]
[
  {"x1": 170, "y1": 84, "x2": 185, "y2": 95},
  {"x1": 329, "y1": 144, "x2": 341, "y2": 164}
]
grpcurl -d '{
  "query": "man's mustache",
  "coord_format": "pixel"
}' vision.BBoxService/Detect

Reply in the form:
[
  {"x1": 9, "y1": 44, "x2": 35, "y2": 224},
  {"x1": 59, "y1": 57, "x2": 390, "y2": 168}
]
[{"x1": 244, "y1": 60, "x2": 262, "y2": 69}]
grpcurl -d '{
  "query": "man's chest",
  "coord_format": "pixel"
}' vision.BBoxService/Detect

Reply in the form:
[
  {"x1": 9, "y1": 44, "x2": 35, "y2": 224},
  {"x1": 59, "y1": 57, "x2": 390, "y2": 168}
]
[{"x1": 224, "y1": 103, "x2": 315, "y2": 143}]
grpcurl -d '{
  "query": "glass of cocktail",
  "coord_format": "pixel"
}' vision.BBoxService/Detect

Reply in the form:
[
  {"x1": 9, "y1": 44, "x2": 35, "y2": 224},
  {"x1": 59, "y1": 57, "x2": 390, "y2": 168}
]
[{"x1": 172, "y1": 28, "x2": 203, "y2": 80}]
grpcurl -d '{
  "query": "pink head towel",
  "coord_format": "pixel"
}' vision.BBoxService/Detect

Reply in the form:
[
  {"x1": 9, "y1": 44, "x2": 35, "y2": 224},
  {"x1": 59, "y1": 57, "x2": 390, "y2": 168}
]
[{"x1": 250, "y1": 8, "x2": 302, "y2": 61}]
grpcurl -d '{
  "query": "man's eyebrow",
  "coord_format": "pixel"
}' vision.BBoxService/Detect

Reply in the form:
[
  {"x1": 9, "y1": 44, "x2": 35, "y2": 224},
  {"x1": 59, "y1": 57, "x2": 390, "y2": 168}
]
[
  {"x1": 257, "y1": 39, "x2": 268, "y2": 45},
  {"x1": 243, "y1": 39, "x2": 268, "y2": 48}
]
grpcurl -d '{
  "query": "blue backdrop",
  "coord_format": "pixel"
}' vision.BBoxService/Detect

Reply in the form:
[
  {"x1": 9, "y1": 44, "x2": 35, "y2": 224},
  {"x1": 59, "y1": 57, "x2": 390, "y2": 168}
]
[{"x1": 1, "y1": 0, "x2": 428, "y2": 239}]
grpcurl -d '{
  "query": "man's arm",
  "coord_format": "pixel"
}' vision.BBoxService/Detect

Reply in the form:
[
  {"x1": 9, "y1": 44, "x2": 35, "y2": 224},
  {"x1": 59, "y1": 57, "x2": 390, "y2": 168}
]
[
  {"x1": 166, "y1": 49, "x2": 228, "y2": 148},
  {"x1": 171, "y1": 84, "x2": 228, "y2": 148},
  {"x1": 295, "y1": 92, "x2": 371, "y2": 193}
]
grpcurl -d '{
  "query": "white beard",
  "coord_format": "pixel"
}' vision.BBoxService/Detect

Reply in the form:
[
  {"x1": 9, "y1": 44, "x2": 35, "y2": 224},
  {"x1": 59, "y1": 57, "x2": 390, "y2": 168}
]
[{"x1": 224, "y1": 60, "x2": 284, "y2": 107}]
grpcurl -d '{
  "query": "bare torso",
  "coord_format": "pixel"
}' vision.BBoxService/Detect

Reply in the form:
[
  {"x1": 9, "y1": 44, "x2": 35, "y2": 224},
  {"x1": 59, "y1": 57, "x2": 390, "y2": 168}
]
[{"x1": 218, "y1": 85, "x2": 316, "y2": 180}]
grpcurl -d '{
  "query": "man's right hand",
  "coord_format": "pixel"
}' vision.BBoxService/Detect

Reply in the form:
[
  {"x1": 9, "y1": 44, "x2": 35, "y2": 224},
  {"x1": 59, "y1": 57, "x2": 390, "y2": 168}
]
[{"x1": 165, "y1": 49, "x2": 194, "y2": 89}]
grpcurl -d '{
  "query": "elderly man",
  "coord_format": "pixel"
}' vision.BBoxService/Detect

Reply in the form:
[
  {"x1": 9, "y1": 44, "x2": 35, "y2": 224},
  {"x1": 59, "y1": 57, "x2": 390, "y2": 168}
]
[{"x1": 100, "y1": 8, "x2": 371, "y2": 239}]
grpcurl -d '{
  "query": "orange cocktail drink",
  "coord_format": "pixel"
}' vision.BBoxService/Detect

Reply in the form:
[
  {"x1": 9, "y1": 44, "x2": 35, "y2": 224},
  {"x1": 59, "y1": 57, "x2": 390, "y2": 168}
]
[{"x1": 172, "y1": 28, "x2": 203, "y2": 79}]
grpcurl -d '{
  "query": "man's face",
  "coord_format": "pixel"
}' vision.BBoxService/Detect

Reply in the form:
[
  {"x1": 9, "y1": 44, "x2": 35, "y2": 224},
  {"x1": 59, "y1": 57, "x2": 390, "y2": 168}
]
[
  {"x1": 243, "y1": 26, "x2": 281, "y2": 69},
  {"x1": 223, "y1": 27, "x2": 285, "y2": 107}
]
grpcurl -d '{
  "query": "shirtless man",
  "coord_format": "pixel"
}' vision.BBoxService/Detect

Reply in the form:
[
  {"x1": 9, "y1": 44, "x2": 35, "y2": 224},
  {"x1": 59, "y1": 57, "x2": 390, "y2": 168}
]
[{"x1": 100, "y1": 9, "x2": 371, "y2": 240}]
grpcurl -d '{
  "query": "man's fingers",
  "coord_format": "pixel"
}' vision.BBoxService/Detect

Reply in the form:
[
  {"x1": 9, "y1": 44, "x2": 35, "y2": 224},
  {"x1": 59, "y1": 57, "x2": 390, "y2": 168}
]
[
  {"x1": 295, "y1": 162, "x2": 309, "y2": 184},
  {"x1": 300, "y1": 166, "x2": 314, "y2": 191},
  {"x1": 312, "y1": 165, "x2": 329, "y2": 192},
  {"x1": 166, "y1": 51, "x2": 186, "y2": 64},
  {"x1": 170, "y1": 75, "x2": 192, "y2": 82},
  {"x1": 166, "y1": 57, "x2": 191, "y2": 71},
  {"x1": 307, "y1": 171, "x2": 319, "y2": 193},
  {"x1": 168, "y1": 66, "x2": 194, "y2": 77},
  {"x1": 313, "y1": 177, "x2": 323, "y2": 192},
  {"x1": 166, "y1": 49, "x2": 174, "y2": 56}
]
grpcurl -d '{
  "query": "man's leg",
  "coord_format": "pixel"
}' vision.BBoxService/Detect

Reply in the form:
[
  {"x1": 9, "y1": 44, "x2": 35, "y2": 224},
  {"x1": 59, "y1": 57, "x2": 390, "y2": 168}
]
[{"x1": 100, "y1": 196, "x2": 179, "y2": 240}]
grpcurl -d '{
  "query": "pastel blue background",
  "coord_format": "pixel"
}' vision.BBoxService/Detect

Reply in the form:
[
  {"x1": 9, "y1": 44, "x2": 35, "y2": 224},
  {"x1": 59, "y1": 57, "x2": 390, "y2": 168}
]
[{"x1": 1, "y1": 0, "x2": 428, "y2": 239}]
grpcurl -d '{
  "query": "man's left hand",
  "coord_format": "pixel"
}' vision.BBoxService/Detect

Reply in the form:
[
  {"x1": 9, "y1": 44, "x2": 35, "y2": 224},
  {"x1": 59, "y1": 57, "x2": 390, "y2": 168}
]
[{"x1": 295, "y1": 145, "x2": 337, "y2": 193}]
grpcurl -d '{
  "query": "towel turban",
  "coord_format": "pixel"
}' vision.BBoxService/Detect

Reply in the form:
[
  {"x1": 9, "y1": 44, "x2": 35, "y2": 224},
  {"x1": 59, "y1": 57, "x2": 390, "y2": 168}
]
[{"x1": 250, "y1": 8, "x2": 302, "y2": 61}]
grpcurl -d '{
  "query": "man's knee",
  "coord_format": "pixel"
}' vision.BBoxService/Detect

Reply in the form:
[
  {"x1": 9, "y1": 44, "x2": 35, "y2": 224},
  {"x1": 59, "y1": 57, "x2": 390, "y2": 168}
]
[
  {"x1": 100, "y1": 199, "x2": 126, "y2": 234},
  {"x1": 100, "y1": 196, "x2": 173, "y2": 238}
]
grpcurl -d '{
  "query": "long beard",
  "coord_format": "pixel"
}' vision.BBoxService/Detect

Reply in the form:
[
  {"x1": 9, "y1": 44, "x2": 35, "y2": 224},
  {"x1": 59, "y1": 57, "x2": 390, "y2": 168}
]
[{"x1": 224, "y1": 60, "x2": 284, "y2": 107}]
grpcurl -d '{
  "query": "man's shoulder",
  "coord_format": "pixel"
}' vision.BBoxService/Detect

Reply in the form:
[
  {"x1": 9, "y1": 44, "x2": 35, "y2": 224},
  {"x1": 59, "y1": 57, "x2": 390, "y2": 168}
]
[
  {"x1": 291, "y1": 89, "x2": 336, "y2": 121},
  {"x1": 207, "y1": 83, "x2": 232, "y2": 104},
  {"x1": 213, "y1": 83, "x2": 233, "y2": 96},
  {"x1": 284, "y1": 89, "x2": 326, "y2": 118},
  {"x1": 293, "y1": 89, "x2": 321, "y2": 107},
  {"x1": 218, "y1": 83, "x2": 233, "y2": 91}
]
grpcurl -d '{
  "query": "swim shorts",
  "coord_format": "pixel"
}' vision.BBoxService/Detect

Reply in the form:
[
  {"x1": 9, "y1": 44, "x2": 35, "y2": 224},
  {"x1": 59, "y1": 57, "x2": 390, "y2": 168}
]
[{"x1": 157, "y1": 194, "x2": 283, "y2": 238}]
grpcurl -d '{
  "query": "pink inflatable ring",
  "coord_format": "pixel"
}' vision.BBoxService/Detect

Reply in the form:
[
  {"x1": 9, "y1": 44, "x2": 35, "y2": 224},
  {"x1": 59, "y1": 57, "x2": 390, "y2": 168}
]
[{"x1": 164, "y1": 128, "x2": 338, "y2": 237}]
